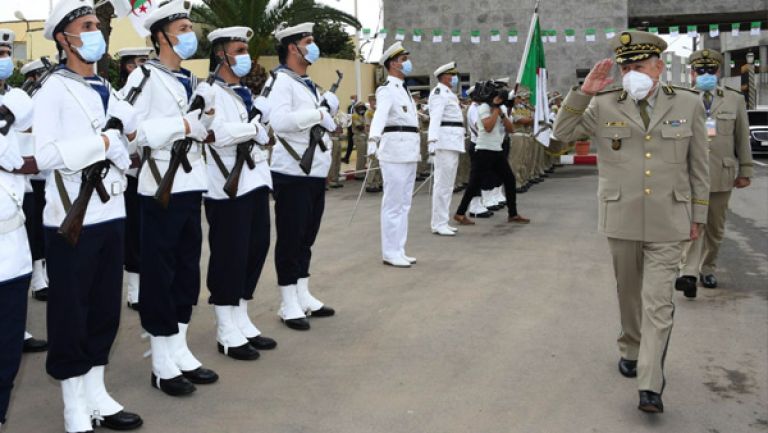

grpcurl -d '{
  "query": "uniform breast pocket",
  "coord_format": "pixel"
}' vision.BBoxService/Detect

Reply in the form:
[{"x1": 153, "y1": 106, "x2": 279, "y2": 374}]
[
  {"x1": 716, "y1": 112, "x2": 737, "y2": 136},
  {"x1": 598, "y1": 186, "x2": 621, "y2": 231},
  {"x1": 596, "y1": 127, "x2": 631, "y2": 162},
  {"x1": 661, "y1": 125, "x2": 692, "y2": 163}
]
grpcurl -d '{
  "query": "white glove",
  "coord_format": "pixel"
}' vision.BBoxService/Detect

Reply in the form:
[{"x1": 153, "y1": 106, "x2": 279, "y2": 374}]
[
  {"x1": 1, "y1": 89, "x2": 34, "y2": 132},
  {"x1": 320, "y1": 109, "x2": 337, "y2": 132},
  {"x1": 0, "y1": 135, "x2": 23, "y2": 171},
  {"x1": 107, "y1": 99, "x2": 138, "y2": 135},
  {"x1": 252, "y1": 96, "x2": 270, "y2": 124},
  {"x1": 194, "y1": 82, "x2": 216, "y2": 113},
  {"x1": 428, "y1": 140, "x2": 437, "y2": 154},
  {"x1": 367, "y1": 138, "x2": 378, "y2": 157},
  {"x1": 104, "y1": 130, "x2": 131, "y2": 171},
  {"x1": 184, "y1": 110, "x2": 208, "y2": 142},
  {"x1": 427, "y1": 154, "x2": 434, "y2": 165},
  {"x1": 322, "y1": 92, "x2": 339, "y2": 116},
  {"x1": 249, "y1": 117, "x2": 269, "y2": 144}
]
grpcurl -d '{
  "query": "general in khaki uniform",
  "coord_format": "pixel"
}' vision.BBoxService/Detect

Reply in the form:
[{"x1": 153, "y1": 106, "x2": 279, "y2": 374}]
[
  {"x1": 351, "y1": 104, "x2": 367, "y2": 180},
  {"x1": 676, "y1": 49, "x2": 753, "y2": 297},
  {"x1": 553, "y1": 31, "x2": 710, "y2": 413}
]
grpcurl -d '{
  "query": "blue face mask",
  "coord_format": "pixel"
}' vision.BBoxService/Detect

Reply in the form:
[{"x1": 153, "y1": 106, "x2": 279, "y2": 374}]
[
  {"x1": 0, "y1": 57, "x2": 13, "y2": 80},
  {"x1": 68, "y1": 30, "x2": 106, "y2": 64},
  {"x1": 302, "y1": 43, "x2": 320, "y2": 64},
  {"x1": 230, "y1": 54, "x2": 252, "y2": 77},
  {"x1": 450, "y1": 75, "x2": 459, "y2": 87},
  {"x1": 173, "y1": 31, "x2": 198, "y2": 60},
  {"x1": 401, "y1": 60, "x2": 413, "y2": 76},
  {"x1": 695, "y1": 73, "x2": 718, "y2": 91}
]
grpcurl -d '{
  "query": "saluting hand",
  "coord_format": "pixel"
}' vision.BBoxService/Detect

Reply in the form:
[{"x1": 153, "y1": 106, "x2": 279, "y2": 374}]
[
  {"x1": 690, "y1": 223, "x2": 702, "y2": 241},
  {"x1": 581, "y1": 59, "x2": 615, "y2": 96}
]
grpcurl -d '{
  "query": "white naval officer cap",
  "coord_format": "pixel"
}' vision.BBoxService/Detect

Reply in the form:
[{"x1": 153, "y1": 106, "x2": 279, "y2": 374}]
[
  {"x1": 274, "y1": 22, "x2": 314, "y2": 44},
  {"x1": 379, "y1": 41, "x2": 409, "y2": 66},
  {"x1": 0, "y1": 29, "x2": 15, "y2": 48},
  {"x1": 43, "y1": 0, "x2": 95, "y2": 41},
  {"x1": 208, "y1": 26, "x2": 254, "y2": 44},
  {"x1": 117, "y1": 47, "x2": 155, "y2": 58},
  {"x1": 20, "y1": 59, "x2": 46, "y2": 76},
  {"x1": 143, "y1": 0, "x2": 192, "y2": 32},
  {"x1": 433, "y1": 61, "x2": 458, "y2": 77}
]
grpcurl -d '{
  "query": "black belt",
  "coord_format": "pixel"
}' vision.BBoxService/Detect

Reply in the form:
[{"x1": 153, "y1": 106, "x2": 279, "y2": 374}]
[
  {"x1": 383, "y1": 126, "x2": 419, "y2": 134},
  {"x1": 441, "y1": 121, "x2": 464, "y2": 127}
]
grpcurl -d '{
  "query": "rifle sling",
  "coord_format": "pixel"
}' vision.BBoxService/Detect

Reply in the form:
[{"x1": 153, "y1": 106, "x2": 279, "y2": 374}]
[
  {"x1": 206, "y1": 145, "x2": 230, "y2": 178},
  {"x1": 54, "y1": 170, "x2": 73, "y2": 213},
  {"x1": 142, "y1": 148, "x2": 162, "y2": 185},
  {"x1": 276, "y1": 135, "x2": 302, "y2": 162}
]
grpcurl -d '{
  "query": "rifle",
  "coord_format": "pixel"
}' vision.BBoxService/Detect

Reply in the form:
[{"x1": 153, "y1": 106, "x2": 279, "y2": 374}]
[
  {"x1": 21, "y1": 57, "x2": 56, "y2": 97},
  {"x1": 57, "y1": 66, "x2": 152, "y2": 246},
  {"x1": 154, "y1": 63, "x2": 222, "y2": 208},
  {"x1": 221, "y1": 70, "x2": 278, "y2": 199},
  {"x1": 299, "y1": 70, "x2": 343, "y2": 175}
]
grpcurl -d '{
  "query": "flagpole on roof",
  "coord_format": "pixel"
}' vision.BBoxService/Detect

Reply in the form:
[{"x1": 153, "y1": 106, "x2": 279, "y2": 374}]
[{"x1": 514, "y1": 0, "x2": 540, "y2": 93}]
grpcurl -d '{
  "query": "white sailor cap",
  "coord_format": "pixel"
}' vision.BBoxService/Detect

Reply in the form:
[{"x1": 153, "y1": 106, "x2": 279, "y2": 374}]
[
  {"x1": 433, "y1": 61, "x2": 458, "y2": 77},
  {"x1": 379, "y1": 42, "x2": 409, "y2": 66},
  {"x1": 117, "y1": 47, "x2": 154, "y2": 58},
  {"x1": 274, "y1": 22, "x2": 314, "y2": 44},
  {"x1": 0, "y1": 29, "x2": 15, "y2": 48},
  {"x1": 20, "y1": 59, "x2": 46, "y2": 76},
  {"x1": 143, "y1": 0, "x2": 192, "y2": 32},
  {"x1": 44, "y1": 0, "x2": 95, "y2": 41},
  {"x1": 208, "y1": 26, "x2": 254, "y2": 44}
]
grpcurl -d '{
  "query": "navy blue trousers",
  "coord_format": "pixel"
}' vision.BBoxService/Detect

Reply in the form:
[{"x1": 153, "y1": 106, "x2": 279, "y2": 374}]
[
  {"x1": 45, "y1": 220, "x2": 124, "y2": 380},
  {"x1": 22, "y1": 179, "x2": 46, "y2": 261},
  {"x1": 123, "y1": 176, "x2": 140, "y2": 273},
  {"x1": 271, "y1": 173, "x2": 326, "y2": 286},
  {"x1": 205, "y1": 188, "x2": 270, "y2": 306},
  {"x1": 0, "y1": 275, "x2": 30, "y2": 423},
  {"x1": 139, "y1": 192, "x2": 202, "y2": 336}
]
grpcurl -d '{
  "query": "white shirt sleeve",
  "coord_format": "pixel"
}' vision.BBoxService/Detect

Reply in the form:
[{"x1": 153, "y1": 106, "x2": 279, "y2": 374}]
[
  {"x1": 368, "y1": 86, "x2": 392, "y2": 140},
  {"x1": 427, "y1": 91, "x2": 446, "y2": 142},
  {"x1": 268, "y1": 74, "x2": 323, "y2": 134}
]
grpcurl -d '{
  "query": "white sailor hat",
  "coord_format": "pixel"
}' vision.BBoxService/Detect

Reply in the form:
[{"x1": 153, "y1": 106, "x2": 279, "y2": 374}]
[
  {"x1": 274, "y1": 22, "x2": 314, "y2": 44},
  {"x1": 44, "y1": 0, "x2": 95, "y2": 41},
  {"x1": 117, "y1": 47, "x2": 154, "y2": 58},
  {"x1": 20, "y1": 59, "x2": 46, "y2": 76},
  {"x1": 208, "y1": 26, "x2": 254, "y2": 44},
  {"x1": 143, "y1": 0, "x2": 192, "y2": 32},
  {"x1": 379, "y1": 41, "x2": 409, "y2": 66},
  {"x1": 0, "y1": 29, "x2": 15, "y2": 48},
  {"x1": 433, "y1": 61, "x2": 458, "y2": 77}
]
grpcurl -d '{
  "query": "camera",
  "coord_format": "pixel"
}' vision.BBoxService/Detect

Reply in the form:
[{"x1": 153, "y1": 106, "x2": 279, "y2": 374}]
[{"x1": 474, "y1": 80, "x2": 509, "y2": 105}]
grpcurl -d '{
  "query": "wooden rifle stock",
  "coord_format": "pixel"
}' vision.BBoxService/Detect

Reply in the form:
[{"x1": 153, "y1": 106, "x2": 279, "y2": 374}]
[
  {"x1": 57, "y1": 161, "x2": 111, "y2": 246},
  {"x1": 298, "y1": 70, "x2": 343, "y2": 175}
]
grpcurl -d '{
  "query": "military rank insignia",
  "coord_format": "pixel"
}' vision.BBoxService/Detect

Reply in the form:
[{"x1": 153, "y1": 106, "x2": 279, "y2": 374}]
[{"x1": 611, "y1": 139, "x2": 622, "y2": 150}]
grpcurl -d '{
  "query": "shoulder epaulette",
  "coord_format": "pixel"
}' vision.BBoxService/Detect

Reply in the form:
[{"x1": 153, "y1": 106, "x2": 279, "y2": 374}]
[
  {"x1": 434, "y1": 87, "x2": 441, "y2": 95},
  {"x1": 669, "y1": 85, "x2": 699, "y2": 94},
  {"x1": 596, "y1": 87, "x2": 622, "y2": 95},
  {"x1": 382, "y1": 80, "x2": 389, "y2": 86}
]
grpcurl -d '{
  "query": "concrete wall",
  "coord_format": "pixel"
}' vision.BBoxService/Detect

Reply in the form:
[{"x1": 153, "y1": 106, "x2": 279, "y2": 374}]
[{"x1": 627, "y1": 0, "x2": 766, "y2": 18}]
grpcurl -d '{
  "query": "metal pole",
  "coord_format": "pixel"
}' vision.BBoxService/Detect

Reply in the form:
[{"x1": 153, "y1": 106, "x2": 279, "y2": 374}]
[
  {"x1": 748, "y1": 64, "x2": 756, "y2": 109},
  {"x1": 353, "y1": 0, "x2": 362, "y2": 102}
]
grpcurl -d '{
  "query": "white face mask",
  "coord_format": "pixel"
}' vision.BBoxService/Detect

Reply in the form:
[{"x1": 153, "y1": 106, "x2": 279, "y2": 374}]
[{"x1": 622, "y1": 70, "x2": 654, "y2": 101}]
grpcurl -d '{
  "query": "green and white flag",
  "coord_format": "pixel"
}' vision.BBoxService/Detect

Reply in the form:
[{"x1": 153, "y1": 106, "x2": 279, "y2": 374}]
[
  {"x1": 111, "y1": 0, "x2": 158, "y2": 37},
  {"x1": 516, "y1": 7, "x2": 551, "y2": 147},
  {"x1": 731, "y1": 23, "x2": 740, "y2": 37},
  {"x1": 547, "y1": 30, "x2": 557, "y2": 43},
  {"x1": 451, "y1": 30, "x2": 461, "y2": 43},
  {"x1": 669, "y1": 26, "x2": 680, "y2": 37},
  {"x1": 412, "y1": 29, "x2": 423, "y2": 42},
  {"x1": 490, "y1": 29, "x2": 501, "y2": 42},
  {"x1": 687, "y1": 25, "x2": 698, "y2": 38},
  {"x1": 605, "y1": 28, "x2": 616, "y2": 39},
  {"x1": 565, "y1": 29, "x2": 576, "y2": 43},
  {"x1": 751, "y1": 21, "x2": 761, "y2": 36},
  {"x1": 395, "y1": 28, "x2": 405, "y2": 41},
  {"x1": 470, "y1": 30, "x2": 481, "y2": 44},
  {"x1": 508, "y1": 30, "x2": 519, "y2": 43},
  {"x1": 649, "y1": 27, "x2": 659, "y2": 35},
  {"x1": 585, "y1": 28, "x2": 596, "y2": 42},
  {"x1": 709, "y1": 24, "x2": 719, "y2": 38},
  {"x1": 361, "y1": 28, "x2": 371, "y2": 39},
  {"x1": 432, "y1": 29, "x2": 443, "y2": 43},
  {"x1": 379, "y1": 28, "x2": 388, "y2": 39}
]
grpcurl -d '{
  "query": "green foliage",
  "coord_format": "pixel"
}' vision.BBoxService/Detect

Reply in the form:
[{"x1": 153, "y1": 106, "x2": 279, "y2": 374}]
[{"x1": 6, "y1": 62, "x2": 27, "y2": 88}]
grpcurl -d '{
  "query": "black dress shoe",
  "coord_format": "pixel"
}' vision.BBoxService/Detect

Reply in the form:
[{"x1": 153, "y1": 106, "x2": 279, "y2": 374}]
[
  {"x1": 486, "y1": 204, "x2": 503, "y2": 211},
  {"x1": 282, "y1": 317, "x2": 310, "y2": 331},
  {"x1": 701, "y1": 274, "x2": 718, "y2": 289},
  {"x1": 32, "y1": 288, "x2": 48, "y2": 301},
  {"x1": 515, "y1": 186, "x2": 527, "y2": 193},
  {"x1": 217, "y1": 342, "x2": 260, "y2": 361},
  {"x1": 182, "y1": 367, "x2": 219, "y2": 384},
  {"x1": 247, "y1": 335, "x2": 277, "y2": 350},
  {"x1": 365, "y1": 186, "x2": 382, "y2": 193},
  {"x1": 126, "y1": 301, "x2": 139, "y2": 311},
  {"x1": 469, "y1": 211, "x2": 494, "y2": 218},
  {"x1": 415, "y1": 176, "x2": 426, "y2": 182},
  {"x1": 675, "y1": 275, "x2": 697, "y2": 299},
  {"x1": 96, "y1": 410, "x2": 143, "y2": 430},
  {"x1": 151, "y1": 373, "x2": 196, "y2": 396},
  {"x1": 23, "y1": 337, "x2": 48, "y2": 353},
  {"x1": 638, "y1": 390, "x2": 663, "y2": 413},
  {"x1": 618, "y1": 358, "x2": 637, "y2": 378},
  {"x1": 309, "y1": 305, "x2": 335, "y2": 317}
]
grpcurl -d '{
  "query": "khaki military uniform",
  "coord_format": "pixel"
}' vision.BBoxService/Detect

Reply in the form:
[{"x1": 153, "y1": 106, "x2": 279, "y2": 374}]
[
  {"x1": 456, "y1": 105, "x2": 471, "y2": 187},
  {"x1": 554, "y1": 84, "x2": 710, "y2": 394},
  {"x1": 364, "y1": 109, "x2": 383, "y2": 189},
  {"x1": 681, "y1": 86, "x2": 753, "y2": 277},
  {"x1": 328, "y1": 132, "x2": 344, "y2": 187},
  {"x1": 417, "y1": 109, "x2": 431, "y2": 176},
  {"x1": 352, "y1": 112, "x2": 368, "y2": 180},
  {"x1": 510, "y1": 104, "x2": 533, "y2": 188}
]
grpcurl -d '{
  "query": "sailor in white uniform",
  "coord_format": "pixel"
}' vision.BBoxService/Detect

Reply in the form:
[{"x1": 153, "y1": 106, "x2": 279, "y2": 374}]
[
  {"x1": 127, "y1": 0, "x2": 218, "y2": 396},
  {"x1": 427, "y1": 62, "x2": 464, "y2": 236},
  {"x1": 36, "y1": 1, "x2": 143, "y2": 431},
  {"x1": 203, "y1": 26, "x2": 276, "y2": 359},
  {"x1": 367, "y1": 42, "x2": 421, "y2": 268},
  {"x1": 265, "y1": 22, "x2": 337, "y2": 331}
]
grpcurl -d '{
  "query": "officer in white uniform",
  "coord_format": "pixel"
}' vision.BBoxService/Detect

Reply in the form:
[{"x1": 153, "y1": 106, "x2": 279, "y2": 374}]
[
  {"x1": 116, "y1": 47, "x2": 153, "y2": 311},
  {"x1": 367, "y1": 42, "x2": 421, "y2": 268},
  {"x1": 427, "y1": 62, "x2": 464, "y2": 236},
  {"x1": 265, "y1": 22, "x2": 337, "y2": 331},
  {"x1": 203, "y1": 26, "x2": 276, "y2": 358},
  {"x1": 128, "y1": 0, "x2": 218, "y2": 396},
  {"x1": 37, "y1": 1, "x2": 143, "y2": 431}
]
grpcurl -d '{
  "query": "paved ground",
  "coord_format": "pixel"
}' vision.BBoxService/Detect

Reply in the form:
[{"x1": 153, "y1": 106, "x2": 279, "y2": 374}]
[{"x1": 8, "y1": 162, "x2": 768, "y2": 433}]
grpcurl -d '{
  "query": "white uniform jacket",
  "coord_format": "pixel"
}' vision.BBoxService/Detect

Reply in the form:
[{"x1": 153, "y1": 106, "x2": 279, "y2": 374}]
[
  {"x1": 128, "y1": 60, "x2": 208, "y2": 196},
  {"x1": 204, "y1": 80, "x2": 271, "y2": 200},
  {"x1": 368, "y1": 76, "x2": 420, "y2": 163},
  {"x1": 427, "y1": 82, "x2": 465, "y2": 153},
  {"x1": 0, "y1": 134, "x2": 32, "y2": 282},
  {"x1": 33, "y1": 69, "x2": 126, "y2": 228},
  {"x1": 266, "y1": 67, "x2": 331, "y2": 178}
]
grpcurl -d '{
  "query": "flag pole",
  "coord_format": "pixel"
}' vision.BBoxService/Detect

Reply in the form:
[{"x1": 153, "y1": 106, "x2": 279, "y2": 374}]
[{"x1": 513, "y1": 0, "x2": 540, "y2": 94}]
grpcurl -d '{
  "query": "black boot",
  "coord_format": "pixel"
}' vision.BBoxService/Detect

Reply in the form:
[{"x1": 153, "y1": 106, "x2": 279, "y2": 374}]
[
  {"x1": 618, "y1": 358, "x2": 637, "y2": 378},
  {"x1": 638, "y1": 390, "x2": 663, "y2": 413},
  {"x1": 675, "y1": 275, "x2": 697, "y2": 299},
  {"x1": 23, "y1": 337, "x2": 48, "y2": 353},
  {"x1": 181, "y1": 367, "x2": 219, "y2": 384},
  {"x1": 97, "y1": 410, "x2": 144, "y2": 430},
  {"x1": 247, "y1": 335, "x2": 277, "y2": 350},
  {"x1": 150, "y1": 373, "x2": 196, "y2": 396},
  {"x1": 217, "y1": 342, "x2": 260, "y2": 361}
]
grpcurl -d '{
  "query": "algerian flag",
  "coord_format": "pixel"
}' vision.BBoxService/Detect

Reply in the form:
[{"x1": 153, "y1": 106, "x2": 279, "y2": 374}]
[
  {"x1": 516, "y1": 9, "x2": 551, "y2": 147},
  {"x1": 687, "y1": 25, "x2": 698, "y2": 38},
  {"x1": 669, "y1": 26, "x2": 680, "y2": 37},
  {"x1": 432, "y1": 29, "x2": 442, "y2": 43},
  {"x1": 731, "y1": 23, "x2": 739, "y2": 37},
  {"x1": 751, "y1": 21, "x2": 761, "y2": 36},
  {"x1": 508, "y1": 30, "x2": 518, "y2": 43},
  {"x1": 585, "y1": 28, "x2": 596, "y2": 42},
  {"x1": 111, "y1": 0, "x2": 157, "y2": 37},
  {"x1": 412, "y1": 29, "x2": 422, "y2": 43},
  {"x1": 470, "y1": 30, "x2": 481, "y2": 44},
  {"x1": 547, "y1": 30, "x2": 557, "y2": 43},
  {"x1": 451, "y1": 30, "x2": 461, "y2": 43},
  {"x1": 361, "y1": 28, "x2": 371, "y2": 40},
  {"x1": 605, "y1": 28, "x2": 616, "y2": 39},
  {"x1": 564, "y1": 29, "x2": 575, "y2": 42},
  {"x1": 395, "y1": 28, "x2": 405, "y2": 41},
  {"x1": 490, "y1": 29, "x2": 501, "y2": 42},
  {"x1": 709, "y1": 24, "x2": 719, "y2": 38},
  {"x1": 379, "y1": 28, "x2": 388, "y2": 39},
  {"x1": 649, "y1": 27, "x2": 659, "y2": 35}
]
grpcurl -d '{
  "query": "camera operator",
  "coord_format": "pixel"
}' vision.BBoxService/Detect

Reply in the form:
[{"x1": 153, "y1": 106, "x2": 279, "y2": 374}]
[{"x1": 453, "y1": 81, "x2": 530, "y2": 225}]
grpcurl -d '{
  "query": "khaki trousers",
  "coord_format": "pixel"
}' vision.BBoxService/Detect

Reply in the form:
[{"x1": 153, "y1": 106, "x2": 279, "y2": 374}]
[
  {"x1": 327, "y1": 137, "x2": 343, "y2": 185},
  {"x1": 607, "y1": 237, "x2": 682, "y2": 394},
  {"x1": 353, "y1": 135, "x2": 367, "y2": 179},
  {"x1": 366, "y1": 155, "x2": 383, "y2": 188},
  {"x1": 681, "y1": 191, "x2": 731, "y2": 276},
  {"x1": 508, "y1": 135, "x2": 527, "y2": 188}
]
